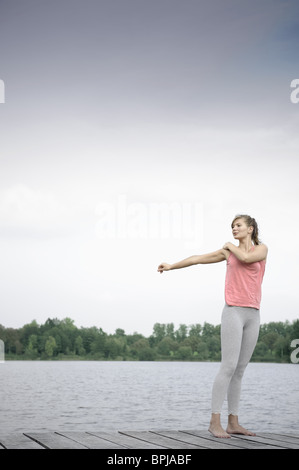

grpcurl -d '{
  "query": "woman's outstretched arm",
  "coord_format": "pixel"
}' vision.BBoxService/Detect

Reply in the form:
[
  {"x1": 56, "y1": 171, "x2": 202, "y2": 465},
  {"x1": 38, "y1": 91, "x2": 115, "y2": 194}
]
[{"x1": 157, "y1": 249, "x2": 227, "y2": 273}]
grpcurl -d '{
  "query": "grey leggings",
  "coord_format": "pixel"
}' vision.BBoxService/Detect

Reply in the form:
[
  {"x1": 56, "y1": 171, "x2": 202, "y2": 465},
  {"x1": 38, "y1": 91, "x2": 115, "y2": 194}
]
[{"x1": 211, "y1": 304, "x2": 260, "y2": 415}]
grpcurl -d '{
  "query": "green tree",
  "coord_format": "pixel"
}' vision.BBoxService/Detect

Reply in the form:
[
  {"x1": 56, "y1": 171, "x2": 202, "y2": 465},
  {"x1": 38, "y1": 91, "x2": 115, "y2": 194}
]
[
  {"x1": 20, "y1": 320, "x2": 40, "y2": 348},
  {"x1": 129, "y1": 338, "x2": 154, "y2": 360},
  {"x1": 175, "y1": 346, "x2": 193, "y2": 360},
  {"x1": 25, "y1": 334, "x2": 39, "y2": 358},
  {"x1": 175, "y1": 324, "x2": 188, "y2": 342},
  {"x1": 152, "y1": 323, "x2": 166, "y2": 343},
  {"x1": 45, "y1": 336, "x2": 57, "y2": 358},
  {"x1": 90, "y1": 328, "x2": 107, "y2": 357},
  {"x1": 138, "y1": 347, "x2": 156, "y2": 361},
  {"x1": 189, "y1": 324, "x2": 202, "y2": 338},
  {"x1": 261, "y1": 332, "x2": 279, "y2": 356},
  {"x1": 115, "y1": 328, "x2": 125, "y2": 337},
  {"x1": 196, "y1": 340, "x2": 210, "y2": 360},
  {"x1": 165, "y1": 323, "x2": 175, "y2": 339},
  {"x1": 104, "y1": 338, "x2": 120, "y2": 359},
  {"x1": 157, "y1": 337, "x2": 177, "y2": 357},
  {"x1": 292, "y1": 320, "x2": 299, "y2": 339},
  {"x1": 273, "y1": 336, "x2": 289, "y2": 361},
  {"x1": 3, "y1": 328, "x2": 22, "y2": 354},
  {"x1": 74, "y1": 335, "x2": 86, "y2": 356}
]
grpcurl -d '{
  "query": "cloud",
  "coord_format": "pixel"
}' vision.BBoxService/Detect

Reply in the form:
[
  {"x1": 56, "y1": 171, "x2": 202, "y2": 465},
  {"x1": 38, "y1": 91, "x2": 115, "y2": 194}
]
[{"x1": 0, "y1": 185, "x2": 72, "y2": 237}]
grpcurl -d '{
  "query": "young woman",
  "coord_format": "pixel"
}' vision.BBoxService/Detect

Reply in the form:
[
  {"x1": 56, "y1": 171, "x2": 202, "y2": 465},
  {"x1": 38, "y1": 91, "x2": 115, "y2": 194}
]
[{"x1": 157, "y1": 214, "x2": 267, "y2": 438}]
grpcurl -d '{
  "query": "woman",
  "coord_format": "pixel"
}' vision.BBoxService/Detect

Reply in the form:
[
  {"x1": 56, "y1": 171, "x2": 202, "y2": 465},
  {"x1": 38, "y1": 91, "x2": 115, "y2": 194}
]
[{"x1": 157, "y1": 214, "x2": 267, "y2": 438}]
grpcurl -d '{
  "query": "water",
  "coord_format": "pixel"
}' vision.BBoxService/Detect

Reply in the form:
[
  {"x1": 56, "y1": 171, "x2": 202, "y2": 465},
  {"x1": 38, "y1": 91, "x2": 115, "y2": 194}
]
[{"x1": 0, "y1": 361, "x2": 298, "y2": 434}]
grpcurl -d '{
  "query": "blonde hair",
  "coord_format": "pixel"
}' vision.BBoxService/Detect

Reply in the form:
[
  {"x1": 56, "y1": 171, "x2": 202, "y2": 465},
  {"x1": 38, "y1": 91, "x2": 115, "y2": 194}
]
[{"x1": 231, "y1": 214, "x2": 261, "y2": 245}]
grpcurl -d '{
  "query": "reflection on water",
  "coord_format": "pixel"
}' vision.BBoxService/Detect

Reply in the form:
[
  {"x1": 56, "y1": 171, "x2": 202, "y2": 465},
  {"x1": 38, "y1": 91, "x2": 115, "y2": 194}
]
[{"x1": 0, "y1": 361, "x2": 298, "y2": 433}]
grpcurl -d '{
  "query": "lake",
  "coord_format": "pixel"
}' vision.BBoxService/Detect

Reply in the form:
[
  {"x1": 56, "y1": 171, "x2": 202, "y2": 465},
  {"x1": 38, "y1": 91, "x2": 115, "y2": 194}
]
[{"x1": 0, "y1": 361, "x2": 298, "y2": 434}]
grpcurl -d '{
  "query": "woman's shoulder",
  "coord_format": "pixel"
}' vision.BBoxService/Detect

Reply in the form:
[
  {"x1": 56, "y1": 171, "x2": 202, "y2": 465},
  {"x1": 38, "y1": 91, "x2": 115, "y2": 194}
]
[
  {"x1": 254, "y1": 243, "x2": 268, "y2": 253},
  {"x1": 251, "y1": 243, "x2": 268, "y2": 262}
]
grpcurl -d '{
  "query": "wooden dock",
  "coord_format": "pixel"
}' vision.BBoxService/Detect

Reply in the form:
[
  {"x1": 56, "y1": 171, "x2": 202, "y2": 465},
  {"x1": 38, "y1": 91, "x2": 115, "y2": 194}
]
[{"x1": 0, "y1": 429, "x2": 298, "y2": 449}]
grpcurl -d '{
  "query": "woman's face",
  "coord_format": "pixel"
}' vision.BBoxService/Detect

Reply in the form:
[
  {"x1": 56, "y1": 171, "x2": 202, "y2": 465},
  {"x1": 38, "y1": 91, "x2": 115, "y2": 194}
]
[{"x1": 232, "y1": 218, "x2": 252, "y2": 241}]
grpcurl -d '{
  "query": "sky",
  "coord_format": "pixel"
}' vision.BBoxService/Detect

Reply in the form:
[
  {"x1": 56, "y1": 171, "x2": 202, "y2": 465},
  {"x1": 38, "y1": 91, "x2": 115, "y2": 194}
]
[{"x1": 0, "y1": 0, "x2": 299, "y2": 336}]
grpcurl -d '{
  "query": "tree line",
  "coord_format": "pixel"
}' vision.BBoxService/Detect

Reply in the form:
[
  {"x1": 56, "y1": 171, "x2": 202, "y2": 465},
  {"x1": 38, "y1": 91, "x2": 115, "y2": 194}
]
[{"x1": 0, "y1": 317, "x2": 298, "y2": 363}]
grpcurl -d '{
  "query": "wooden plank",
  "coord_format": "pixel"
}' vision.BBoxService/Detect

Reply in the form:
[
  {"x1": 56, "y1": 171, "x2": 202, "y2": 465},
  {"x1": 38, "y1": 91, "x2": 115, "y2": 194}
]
[
  {"x1": 151, "y1": 430, "x2": 242, "y2": 450},
  {"x1": 182, "y1": 430, "x2": 255, "y2": 449},
  {"x1": 88, "y1": 431, "x2": 164, "y2": 449},
  {"x1": 231, "y1": 433, "x2": 297, "y2": 449},
  {"x1": 276, "y1": 432, "x2": 299, "y2": 439},
  {"x1": 258, "y1": 432, "x2": 299, "y2": 446},
  {"x1": 56, "y1": 432, "x2": 127, "y2": 449},
  {"x1": 0, "y1": 434, "x2": 45, "y2": 450},
  {"x1": 119, "y1": 431, "x2": 202, "y2": 449},
  {"x1": 24, "y1": 432, "x2": 88, "y2": 449},
  {"x1": 182, "y1": 430, "x2": 283, "y2": 449}
]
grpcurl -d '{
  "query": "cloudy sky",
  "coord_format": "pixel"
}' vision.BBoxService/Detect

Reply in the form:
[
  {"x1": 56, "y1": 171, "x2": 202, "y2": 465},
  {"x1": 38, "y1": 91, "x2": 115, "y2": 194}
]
[{"x1": 0, "y1": 0, "x2": 299, "y2": 336}]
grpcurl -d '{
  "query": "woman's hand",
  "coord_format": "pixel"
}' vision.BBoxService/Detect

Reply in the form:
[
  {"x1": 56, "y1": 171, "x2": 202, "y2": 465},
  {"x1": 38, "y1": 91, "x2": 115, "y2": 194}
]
[
  {"x1": 223, "y1": 242, "x2": 233, "y2": 251},
  {"x1": 157, "y1": 262, "x2": 172, "y2": 273}
]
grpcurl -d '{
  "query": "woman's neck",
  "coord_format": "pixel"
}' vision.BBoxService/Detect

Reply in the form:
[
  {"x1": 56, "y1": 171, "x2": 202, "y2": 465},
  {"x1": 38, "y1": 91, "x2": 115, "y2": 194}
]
[{"x1": 238, "y1": 237, "x2": 253, "y2": 252}]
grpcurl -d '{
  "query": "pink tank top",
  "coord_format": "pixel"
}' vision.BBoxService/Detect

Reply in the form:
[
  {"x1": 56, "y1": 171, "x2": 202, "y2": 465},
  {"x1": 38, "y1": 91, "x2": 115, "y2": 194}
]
[{"x1": 225, "y1": 247, "x2": 266, "y2": 310}]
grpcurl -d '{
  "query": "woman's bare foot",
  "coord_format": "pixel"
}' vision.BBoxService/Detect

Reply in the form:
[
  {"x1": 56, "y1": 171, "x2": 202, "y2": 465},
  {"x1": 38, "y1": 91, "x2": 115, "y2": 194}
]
[
  {"x1": 226, "y1": 415, "x2": 256, "y2": 436},
  {"x1": 209, "y1": 413, "x2": 231, "y2": 438},
  {"x1": 209, "y1": 424, "x2": 231, "y2": 438},
  {"x1": 226, "y1": 424, "x2": 256, "y2": 436}
]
